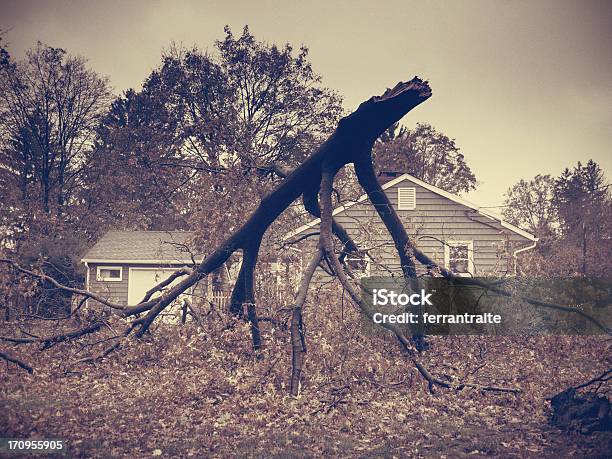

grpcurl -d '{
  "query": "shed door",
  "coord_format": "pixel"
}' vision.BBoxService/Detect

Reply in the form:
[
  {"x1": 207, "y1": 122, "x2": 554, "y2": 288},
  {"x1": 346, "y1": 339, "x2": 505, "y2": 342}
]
[{"x1": 128, "y1": 268, "x2": 185, "y2": 306}]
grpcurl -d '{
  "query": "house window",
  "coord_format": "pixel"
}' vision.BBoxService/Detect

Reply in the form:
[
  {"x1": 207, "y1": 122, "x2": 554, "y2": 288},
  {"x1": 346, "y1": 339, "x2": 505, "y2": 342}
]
[
  {"x1": 397, "y1": 187, "x2": 416, "y2": 210},
  {"x1": 346, "y1": 254, "x2": 370, "y2": 278},
  {"x1": 444, "y1": 241, "x2": 474, "y2": 276},
  {"x1": 97, "y1": 266, "x2": 122, "y2": 282}
]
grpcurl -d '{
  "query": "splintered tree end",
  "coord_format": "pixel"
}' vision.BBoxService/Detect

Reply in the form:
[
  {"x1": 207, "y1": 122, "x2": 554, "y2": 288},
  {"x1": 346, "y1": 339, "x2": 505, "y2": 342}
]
[
  {"x1": 377, "y1": 77, "x2": 432, "y2": 102},
  {"x1": 344, "y1": 76, "x2": 432, "y2": 144}
]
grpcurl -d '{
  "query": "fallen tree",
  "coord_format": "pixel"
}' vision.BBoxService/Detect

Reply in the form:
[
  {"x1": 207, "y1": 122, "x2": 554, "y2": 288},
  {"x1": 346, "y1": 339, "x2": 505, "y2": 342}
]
[
  {"x1": 0, "y1": 350, "x2": 33, "y2": 373},
  {"x1": 1, "y1": 77, "x2": 608, "y2": 396}
]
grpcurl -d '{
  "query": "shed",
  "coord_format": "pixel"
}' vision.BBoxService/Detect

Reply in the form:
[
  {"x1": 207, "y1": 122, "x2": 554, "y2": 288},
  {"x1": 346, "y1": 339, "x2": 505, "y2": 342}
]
[{"x1": 81, "y1": 231, "x2": 208, "y2": 308}]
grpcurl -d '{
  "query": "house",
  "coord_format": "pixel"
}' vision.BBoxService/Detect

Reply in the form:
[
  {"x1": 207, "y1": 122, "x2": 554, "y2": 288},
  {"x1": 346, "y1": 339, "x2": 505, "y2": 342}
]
[
  {"x1": 81, "y1": 231, "x2": 213, "y2": 311},
  {"x1": 284, "y1": 173, "x2": 538, "y2": 277},
  {"x1": 81, "y1": 174, "x2": 537, "y2": 313}
]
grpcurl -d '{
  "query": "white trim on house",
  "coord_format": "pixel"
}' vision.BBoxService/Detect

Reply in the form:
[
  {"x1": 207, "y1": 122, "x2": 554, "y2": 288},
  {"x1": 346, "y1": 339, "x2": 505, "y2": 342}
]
[
  {"x1": 84, "y1": 262, "x2": 90, "y2": 310},
  {"x1": 284, "y1": 173, "x2": 538, "y2": 242},
  {"x1": 96, "y1": 266, "x2": 123, "y2": 282},
  {"x1": 81, "y1": 258, "x2": 195, "y2": 265},
  {"x1": 444, "y1": 240, "x2": 474, "y2": 276}
]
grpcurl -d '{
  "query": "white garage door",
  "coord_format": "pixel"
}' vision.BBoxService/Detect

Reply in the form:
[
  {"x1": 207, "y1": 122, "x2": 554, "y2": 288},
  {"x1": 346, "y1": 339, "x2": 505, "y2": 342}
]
[{"x1": 128, "y1": 268, "x2": 187, "y2": 306}]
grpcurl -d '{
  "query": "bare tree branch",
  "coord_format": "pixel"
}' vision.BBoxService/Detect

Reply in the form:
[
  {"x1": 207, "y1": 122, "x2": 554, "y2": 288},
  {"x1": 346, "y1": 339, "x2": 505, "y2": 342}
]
[
  {"x1": 140, "y1": 267, "x2": 193, "y2": 304},
  {"x1": 0, "y1": 258, "x2": 128, "y2": 311},
  {"x1": 290, "y1": 248, "x2": 323, "y2": 396},
  {"x1": 0, "y1": 350, "x2": 33, "y2": 373},
  {"x1": 354, "y1": 156, "x2": 417, "y2": 278}
]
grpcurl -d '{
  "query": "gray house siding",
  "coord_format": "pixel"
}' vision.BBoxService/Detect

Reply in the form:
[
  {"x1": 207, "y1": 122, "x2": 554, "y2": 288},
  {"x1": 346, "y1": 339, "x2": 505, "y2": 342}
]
[
  {"x1": 87, "y1": 263, "x2": 129, "y2": 305},
  {"x1": 290, "y1": 177, "x2": 535, "y2": 278}
]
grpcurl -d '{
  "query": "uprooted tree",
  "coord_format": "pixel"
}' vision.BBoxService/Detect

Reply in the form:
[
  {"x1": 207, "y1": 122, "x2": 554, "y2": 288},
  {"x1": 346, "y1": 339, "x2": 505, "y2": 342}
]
[{"x1": 1, "y1": 78, "x2": 609, "y2": 396}]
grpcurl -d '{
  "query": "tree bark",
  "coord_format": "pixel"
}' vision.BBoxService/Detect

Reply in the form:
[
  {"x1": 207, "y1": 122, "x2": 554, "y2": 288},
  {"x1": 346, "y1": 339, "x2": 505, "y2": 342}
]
[
  {"x1": 226, "y1": 238, "x2": 263, "y2": 349},
  {"x1": 289, "y1": 249, "x2": 323, "y2": 396}
]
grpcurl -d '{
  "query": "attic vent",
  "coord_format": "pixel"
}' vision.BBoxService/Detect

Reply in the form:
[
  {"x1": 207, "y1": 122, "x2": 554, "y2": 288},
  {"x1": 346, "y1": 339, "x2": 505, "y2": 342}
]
[{"x1": 397, "y1": 187, "x2": 416, "y2": 210}]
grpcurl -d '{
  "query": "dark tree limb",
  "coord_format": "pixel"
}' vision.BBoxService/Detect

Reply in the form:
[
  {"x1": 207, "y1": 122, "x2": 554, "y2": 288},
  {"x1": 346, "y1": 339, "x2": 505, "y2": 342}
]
[
  {"x1": 229, "y1": 237, "x2": 262, "y2": 315},
  {"x1": 570, "y1": 368, "x2": 612, "y2": 392},
  {"x1": 0, "y1": 322, "x2": 104, "y2": 350},
  {"x1": 290, "y1": 248, "x2": 323, "y2": 396},
  {"x1": 318, "y1": 170, "x2": 413, "y2": 346},
  {"x1": 0, "y1": 350, "x2": 33, "y2": 373},
  {"x1": 302, "y1": 189, "x2": 360, "y2": 261},
  {"x1": 318, "y1": 169, "x2": 520, "y2": 394},
  {"x1": 227, "y1": 239, "x2": 263, "y2": 349},
  {"x1": 273, "y1": 157, "x2": 362, "y2": 261},
  {"x1": 0, "y1": 335, "x2": 38, "y2": 344},
  {"x1": 243, "y1": 242, "x2": 263, "y2": 350},
  {"x1": 229, "y1": 256, "x2": 248, "y2": 317},
  {"x1": 411, "y1": 359, "x2": 520, "y2": 394},
  {"x1": 353, "y1": 156, "x2": 417, "y2": 279},
  {"x1": 140, "y1": 267, "x2": 192, "y2": 304},
  {"x1": 353, "y1": 157, "x2": 431, "y2": 349},
  {"x1": 39, "y1": 322, "x2": 105, "y2": 350}
]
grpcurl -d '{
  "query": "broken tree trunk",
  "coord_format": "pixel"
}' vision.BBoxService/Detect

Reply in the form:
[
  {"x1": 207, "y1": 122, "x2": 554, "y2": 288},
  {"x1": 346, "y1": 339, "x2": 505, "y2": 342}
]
[{"x1": 216, "y1": 78, "x2": 432, "y2": 344}]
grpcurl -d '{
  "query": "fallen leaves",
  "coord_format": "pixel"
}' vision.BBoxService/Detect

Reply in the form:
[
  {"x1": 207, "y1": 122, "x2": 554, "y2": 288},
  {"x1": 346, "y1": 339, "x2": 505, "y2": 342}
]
[{"x1": 0, "y1": 313, "x2": 610, "y2": 457}]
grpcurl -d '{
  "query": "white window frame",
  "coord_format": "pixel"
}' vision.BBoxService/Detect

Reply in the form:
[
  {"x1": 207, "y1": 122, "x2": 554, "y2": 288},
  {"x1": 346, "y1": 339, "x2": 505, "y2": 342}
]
[
  {"x1": 397, "y1": 187, "x2": 416, "y2": 210},
  {"x1": 444, "y1": 241, "x2": 474, "y2": 277},
  {"x1": 96, "y1": 266, "x2": 123, "y2": 282}
]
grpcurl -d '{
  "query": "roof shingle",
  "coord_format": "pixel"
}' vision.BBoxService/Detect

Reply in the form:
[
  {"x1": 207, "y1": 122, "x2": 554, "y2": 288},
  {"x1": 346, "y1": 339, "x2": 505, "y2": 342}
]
[{"x1": 82, "y1": 231, "x2": 200, "y2": 263}]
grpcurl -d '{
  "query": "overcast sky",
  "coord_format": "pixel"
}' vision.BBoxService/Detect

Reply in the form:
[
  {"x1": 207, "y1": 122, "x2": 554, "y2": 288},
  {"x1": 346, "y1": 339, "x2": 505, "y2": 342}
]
[{"x1": 2, "y1": 0, "x2": 611, "y2": 207}]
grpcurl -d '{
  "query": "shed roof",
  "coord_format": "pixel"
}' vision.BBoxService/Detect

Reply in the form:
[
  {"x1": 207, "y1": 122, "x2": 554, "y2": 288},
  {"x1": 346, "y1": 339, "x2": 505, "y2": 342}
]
[{"x1": 81, "y1": 231, "x2": 200, "y2": 264}]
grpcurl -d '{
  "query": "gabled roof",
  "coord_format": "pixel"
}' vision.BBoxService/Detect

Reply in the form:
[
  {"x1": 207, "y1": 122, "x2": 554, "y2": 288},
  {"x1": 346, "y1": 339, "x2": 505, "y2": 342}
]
[
  {"x1": 284, "y1": 173, "x2": 538, "y2": 242},
  {"x1": 81, "y1": 231, "x2": 201, "y2": 264}
]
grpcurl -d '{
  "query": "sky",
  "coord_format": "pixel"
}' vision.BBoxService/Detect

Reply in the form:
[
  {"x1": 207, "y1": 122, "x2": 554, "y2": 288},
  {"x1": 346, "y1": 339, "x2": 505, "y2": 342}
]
[{"x1": 1, "y1": 0, "x2": 611, "y2": 207}]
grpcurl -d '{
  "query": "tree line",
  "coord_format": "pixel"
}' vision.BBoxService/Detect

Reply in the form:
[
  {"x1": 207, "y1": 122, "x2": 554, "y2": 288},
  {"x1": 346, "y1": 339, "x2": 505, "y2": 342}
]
[{"x1": 503, "y1": 160, "x2": 611, "y2": 277}]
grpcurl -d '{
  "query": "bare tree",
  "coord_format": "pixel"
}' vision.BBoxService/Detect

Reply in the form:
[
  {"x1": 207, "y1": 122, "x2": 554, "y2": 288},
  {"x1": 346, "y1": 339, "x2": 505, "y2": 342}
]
[
  {"x1": 503, "y1": 174, "x2": 557, "y2": 240},
  {"x1": 0, "y1": 42, "x2": 112, "y2": 218}
]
